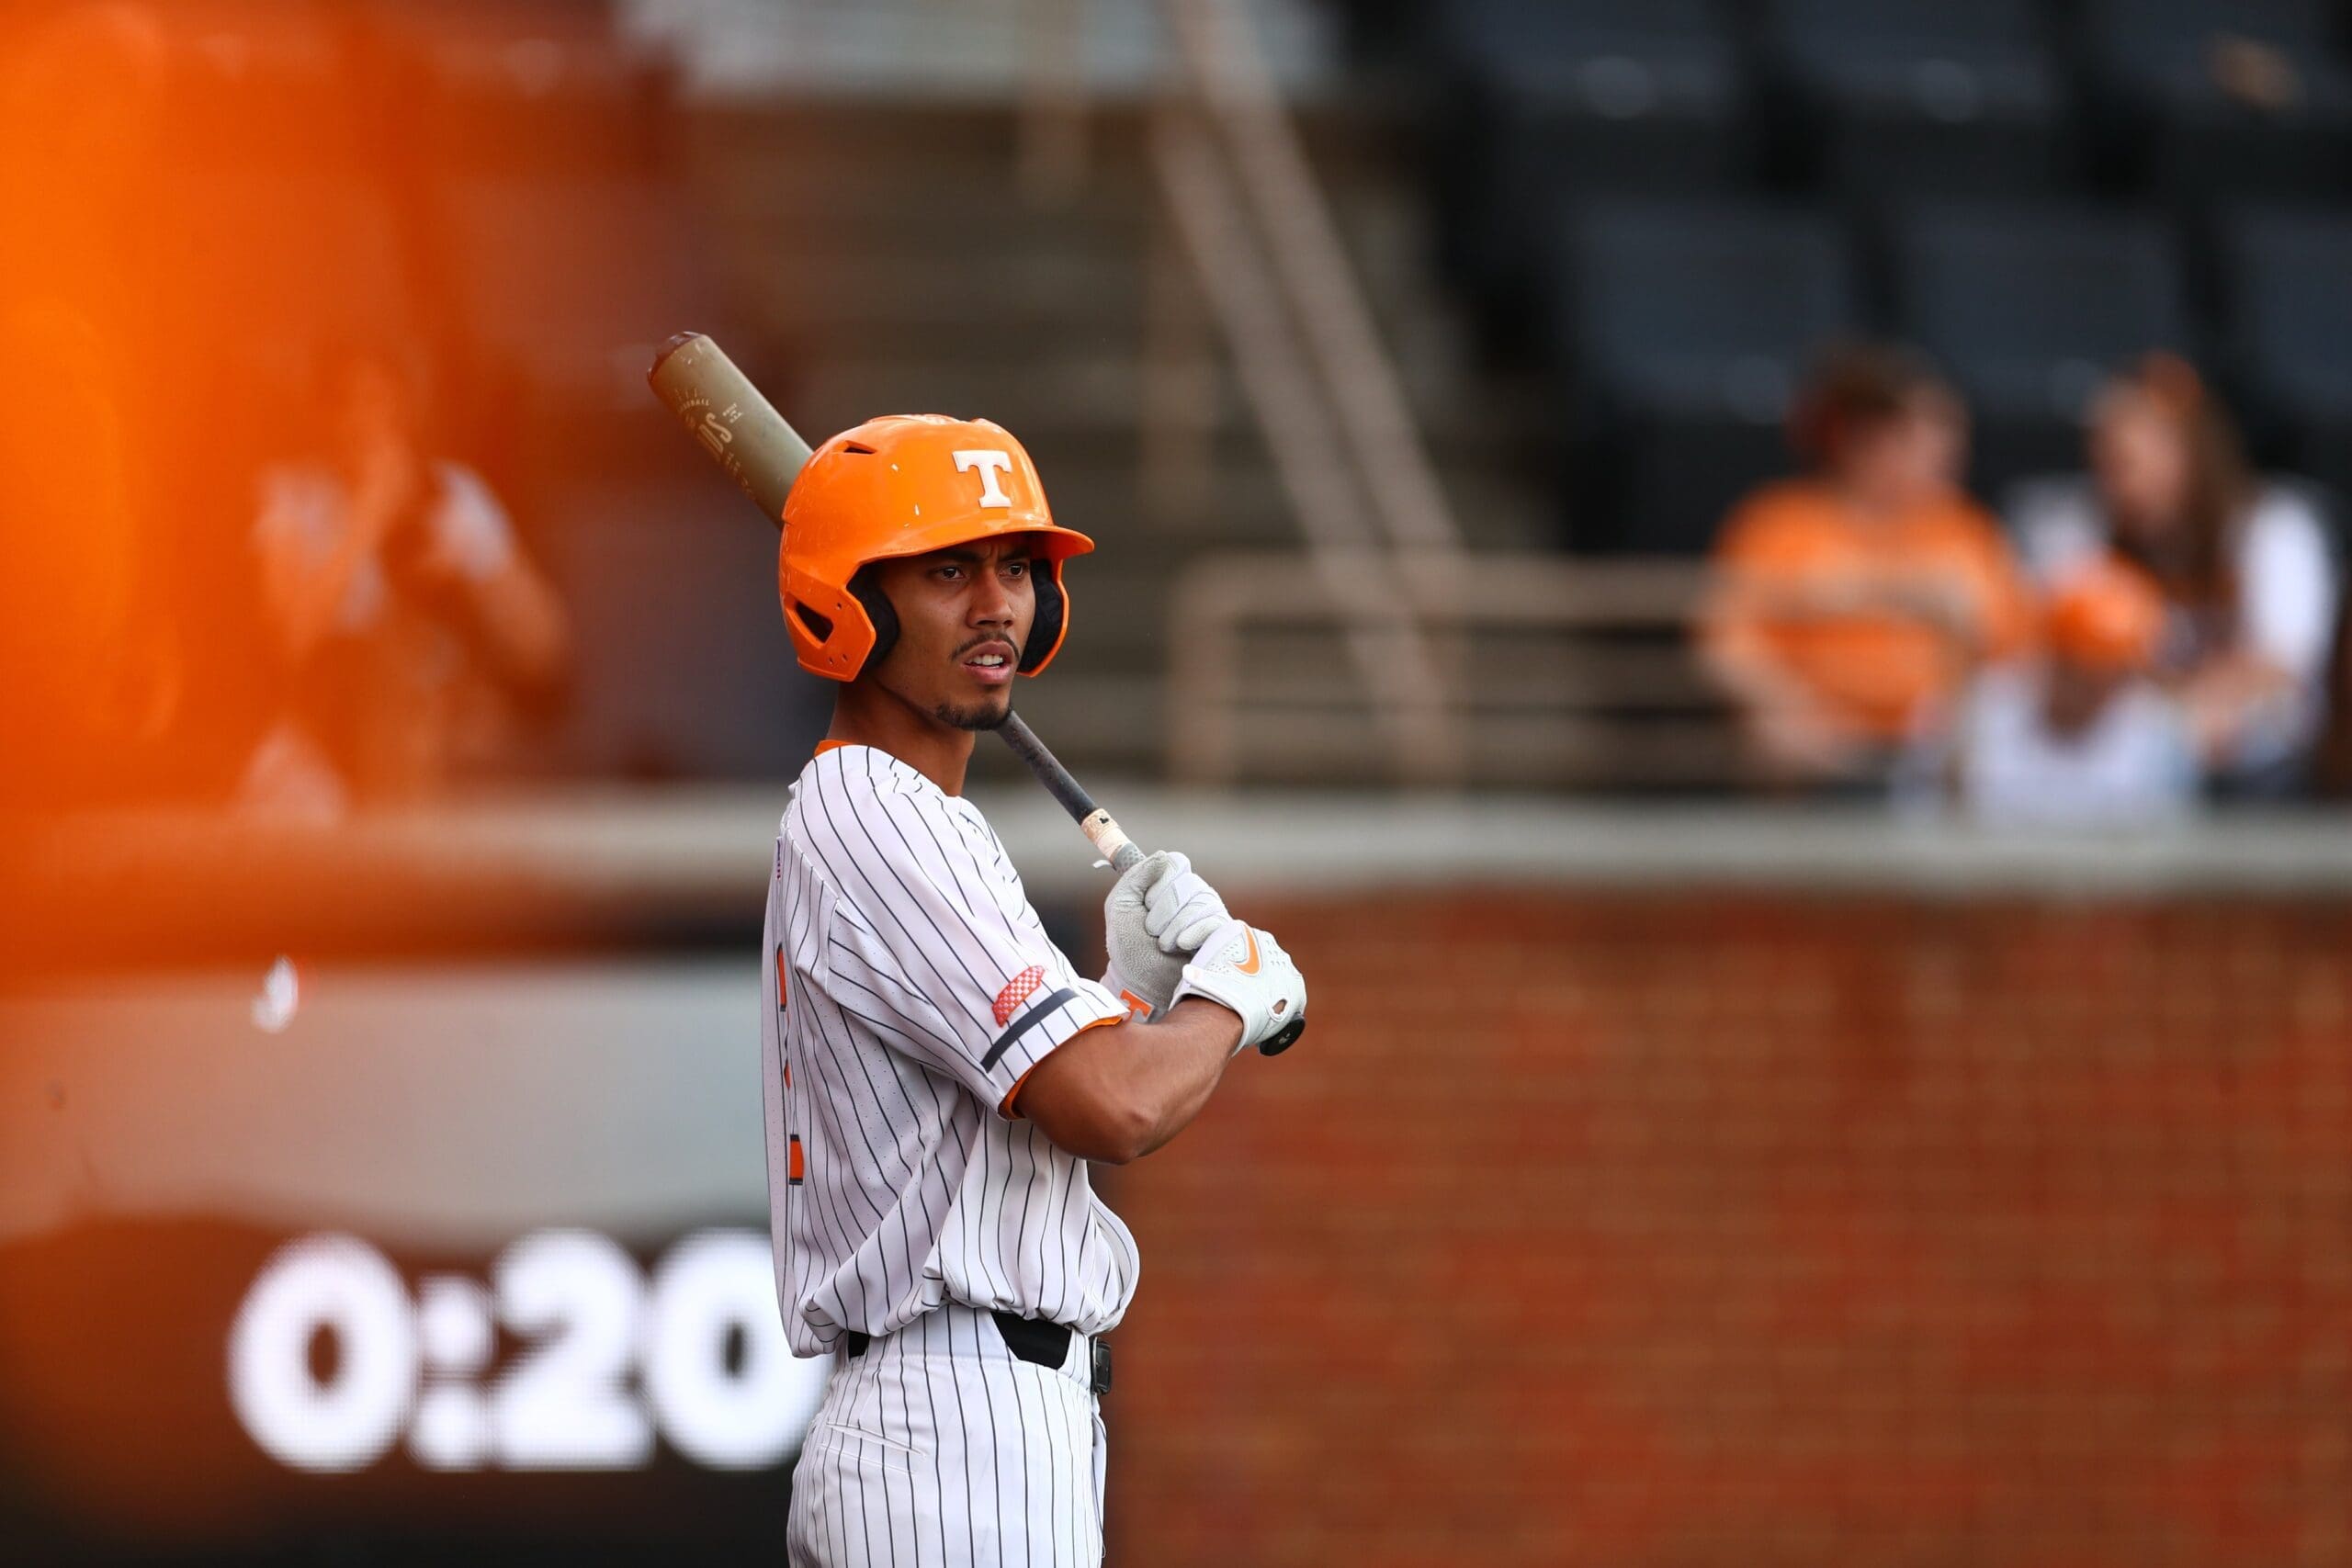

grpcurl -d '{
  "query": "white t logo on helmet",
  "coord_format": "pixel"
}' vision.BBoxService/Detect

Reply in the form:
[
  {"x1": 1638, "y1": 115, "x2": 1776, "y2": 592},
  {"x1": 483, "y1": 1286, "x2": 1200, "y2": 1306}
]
[{"x1": 952, "y1": 449, "x2": 1016, "y2": 508}]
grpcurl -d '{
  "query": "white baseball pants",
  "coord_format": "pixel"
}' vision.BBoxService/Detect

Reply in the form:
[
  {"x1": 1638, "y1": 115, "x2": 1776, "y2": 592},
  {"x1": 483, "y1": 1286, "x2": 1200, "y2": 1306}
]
[{"x1": 786, "y1": 1304, "x2": 1107, "y2": 1567}]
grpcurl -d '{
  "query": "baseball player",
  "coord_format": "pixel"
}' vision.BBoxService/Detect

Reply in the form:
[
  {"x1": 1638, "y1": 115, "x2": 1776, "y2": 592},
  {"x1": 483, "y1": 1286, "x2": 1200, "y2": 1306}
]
[{"x1": 757, "y1": 414, "x2": 1307, "y2": 1567}]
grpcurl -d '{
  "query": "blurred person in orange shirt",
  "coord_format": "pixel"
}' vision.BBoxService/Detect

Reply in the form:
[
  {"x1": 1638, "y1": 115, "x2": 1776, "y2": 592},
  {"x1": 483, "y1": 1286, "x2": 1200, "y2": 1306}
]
[
  {"x1": 2008, "y1": 355, "x2": 2340, "y2": 796},
  {"x1": 239, "y1": 346, "x2": 571, "y2": 818},
  {"x1": 0, "y1": 4, "x2": 180, "y2": 811},
  {"x1": 1701, "y1": 344, "x2": 2032, "y2": 787},
  {"x1": 1915, "y1": 557, "x2": 2199, "y2": 825}
]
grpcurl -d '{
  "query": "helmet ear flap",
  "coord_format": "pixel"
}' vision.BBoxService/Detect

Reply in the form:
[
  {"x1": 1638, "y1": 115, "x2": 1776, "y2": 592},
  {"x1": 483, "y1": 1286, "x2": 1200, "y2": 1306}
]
[
  {"x1": 837, "y1": 557, "x2": 1065, "y2": 677},
  {"x1": 1021, "y1": 566, "x2": 1066, "y2": 674},
  {"x1": 848, "y1": 566, "x2": 899, "y2": 671},
  {"x1": 787, "y1": 598, "x2": 836, "y2": 645},
  {"x1": 780, "y1": 563, "x2": 873, "y2": 681}
]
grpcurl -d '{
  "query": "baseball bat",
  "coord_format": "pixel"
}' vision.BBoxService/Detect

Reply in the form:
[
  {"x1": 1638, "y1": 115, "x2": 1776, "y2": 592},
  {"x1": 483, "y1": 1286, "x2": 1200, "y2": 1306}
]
[
  {"x1": 646, "y1": 333, "x2": 1145, "y2": 876},
  {"x1": 647, "y1": 331, "x2": 809, "y2": 524}
]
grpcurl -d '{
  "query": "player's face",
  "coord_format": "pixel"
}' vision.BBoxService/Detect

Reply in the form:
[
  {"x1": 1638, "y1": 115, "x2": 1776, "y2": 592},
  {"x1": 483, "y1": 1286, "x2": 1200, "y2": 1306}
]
[{"x1": 868, "y1": 537, "x2": 1039, "y2": 731}]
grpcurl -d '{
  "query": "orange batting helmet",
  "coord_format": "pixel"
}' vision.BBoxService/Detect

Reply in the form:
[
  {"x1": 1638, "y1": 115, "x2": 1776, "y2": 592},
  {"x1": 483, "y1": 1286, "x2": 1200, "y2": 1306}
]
[{"x1": 779, "y1": 414, "x2": 1094, "y2": 681}]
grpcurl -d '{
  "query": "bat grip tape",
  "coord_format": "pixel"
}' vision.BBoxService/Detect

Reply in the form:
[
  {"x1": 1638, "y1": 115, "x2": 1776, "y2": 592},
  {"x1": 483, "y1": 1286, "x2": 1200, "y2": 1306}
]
[{"x1": 1081, "y1": 810, "x2": 1143, "y2": 874}]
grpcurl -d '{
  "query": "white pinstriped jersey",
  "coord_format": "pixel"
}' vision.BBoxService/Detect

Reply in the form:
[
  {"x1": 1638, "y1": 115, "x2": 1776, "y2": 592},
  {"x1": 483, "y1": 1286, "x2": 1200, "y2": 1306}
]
[{"x1": 760, "y1": 743, "x2": 1139, "y2": 1360}]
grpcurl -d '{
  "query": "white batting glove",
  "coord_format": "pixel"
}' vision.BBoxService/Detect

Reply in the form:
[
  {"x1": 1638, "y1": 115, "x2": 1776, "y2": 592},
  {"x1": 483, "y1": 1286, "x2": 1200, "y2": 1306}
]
[
  {"x1": 1142, "y1": 850, "x2": 1229, "y2": 953},
  {"x1": 1170, "y1": 917, "x2": 1307, "y2": 1057},
  {"x1": 1101, "y1": 852, "x2": 1182, "y2": 1018},
  {"x1": 1102, "y1": 851, "x2": 1233, "y2": 1019}
]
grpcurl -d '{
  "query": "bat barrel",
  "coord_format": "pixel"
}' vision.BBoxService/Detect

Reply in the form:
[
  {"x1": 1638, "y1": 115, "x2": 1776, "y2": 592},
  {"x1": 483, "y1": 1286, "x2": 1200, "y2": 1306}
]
[{"x1": 647, "y1": 333, "x2": 812, "y2": 527}]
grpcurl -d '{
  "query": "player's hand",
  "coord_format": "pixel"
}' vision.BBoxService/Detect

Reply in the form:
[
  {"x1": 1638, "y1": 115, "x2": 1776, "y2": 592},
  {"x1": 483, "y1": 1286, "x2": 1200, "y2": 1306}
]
[
  {"x1": 1100, "y1": 851, "x2": 1191, "y2": 1019},
  {"x1": 1103, "y1": 851, "x2": 1231, "y2": 1015},
  {"x1": 1171, "y1": 918, "x2": 1306, "y2": 1057},
  {"x1": 1140, "y1": 850, "x2": 1228, "y2": 953}
]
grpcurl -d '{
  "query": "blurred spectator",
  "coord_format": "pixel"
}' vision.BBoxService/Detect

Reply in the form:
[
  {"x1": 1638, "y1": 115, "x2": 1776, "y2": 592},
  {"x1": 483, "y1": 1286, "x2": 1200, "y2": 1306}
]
[
  {"x1": 240, "y1": 346, "x2": 570, "y2": 818},
  {"x1": 2009, "y1": 355, "x2": 2341, "y2": 796},
  {"x1": 0, "y1": 4, "x2": 179, "y2": 812},
  {"x1": 1921, "y1": 557, "x2": 2199, "y2": 827},
  {"x1": 1701, "y1": 344, "x2": 2031, "y2": 788}
]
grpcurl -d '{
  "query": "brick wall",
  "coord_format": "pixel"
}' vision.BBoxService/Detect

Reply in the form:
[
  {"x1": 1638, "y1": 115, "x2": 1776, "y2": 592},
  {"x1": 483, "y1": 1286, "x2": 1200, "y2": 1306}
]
[{"x1": 1107, "y1": 893, "x2": 2352, "y2": 1567}]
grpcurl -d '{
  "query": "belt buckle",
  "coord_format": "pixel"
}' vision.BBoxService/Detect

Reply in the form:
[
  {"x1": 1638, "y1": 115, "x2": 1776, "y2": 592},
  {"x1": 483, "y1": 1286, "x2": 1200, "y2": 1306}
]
[{"x1": 1089, "y1": 1337, "x2": 1113, "y2": 1395}]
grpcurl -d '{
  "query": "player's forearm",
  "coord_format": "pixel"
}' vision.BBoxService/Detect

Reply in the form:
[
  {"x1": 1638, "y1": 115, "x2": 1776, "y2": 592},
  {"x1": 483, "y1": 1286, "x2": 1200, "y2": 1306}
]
[
  {"x1": 1018, "y1": 998, "x2": 1241, "y2": 1165},
  {"x1": 1118, "y1": 998, "x2": 1246, "y2": 1160}
]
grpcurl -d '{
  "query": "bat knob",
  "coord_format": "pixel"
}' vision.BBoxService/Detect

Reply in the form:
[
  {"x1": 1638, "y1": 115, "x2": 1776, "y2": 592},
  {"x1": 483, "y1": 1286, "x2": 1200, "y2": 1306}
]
[{"x1": 1258, "y1": 1017, "x2": 1306, "y2": 1057}]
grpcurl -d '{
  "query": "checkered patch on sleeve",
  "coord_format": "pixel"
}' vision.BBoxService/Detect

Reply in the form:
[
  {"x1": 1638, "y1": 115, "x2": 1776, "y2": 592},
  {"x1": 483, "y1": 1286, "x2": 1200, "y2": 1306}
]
[{"x1": 992, "y1": 964, "x2": 1048, "y2": 1028}]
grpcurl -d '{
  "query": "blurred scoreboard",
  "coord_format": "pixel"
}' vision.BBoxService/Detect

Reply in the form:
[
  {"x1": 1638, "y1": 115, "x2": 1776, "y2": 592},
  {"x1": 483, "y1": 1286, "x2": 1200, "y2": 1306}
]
[
  {"x1": 231, "y1": 1227, "x2": 824, "y2": 1475},
  {"x1": 0, "y1": 958, "x2": 820, "y2": 1562}
]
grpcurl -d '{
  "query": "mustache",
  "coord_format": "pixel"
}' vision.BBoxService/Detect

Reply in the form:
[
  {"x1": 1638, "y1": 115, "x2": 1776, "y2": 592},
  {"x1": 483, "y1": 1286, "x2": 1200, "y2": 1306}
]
[{"x1": 953, "y1": 635, "x2": 1019, "y2": 659}]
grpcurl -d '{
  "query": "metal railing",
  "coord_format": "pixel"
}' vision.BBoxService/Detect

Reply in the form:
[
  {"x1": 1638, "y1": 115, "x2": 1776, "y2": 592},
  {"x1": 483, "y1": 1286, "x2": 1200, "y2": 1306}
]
[{"x1": 1169, "y1": 552, "x2": 1731, "y2": 787}]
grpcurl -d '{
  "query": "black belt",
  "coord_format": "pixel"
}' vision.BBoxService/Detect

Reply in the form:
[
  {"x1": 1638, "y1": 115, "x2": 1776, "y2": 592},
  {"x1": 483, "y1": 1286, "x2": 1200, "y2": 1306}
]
[{"x1": 843, "y1": 1311, "x2": 1112, "y2": 1395}]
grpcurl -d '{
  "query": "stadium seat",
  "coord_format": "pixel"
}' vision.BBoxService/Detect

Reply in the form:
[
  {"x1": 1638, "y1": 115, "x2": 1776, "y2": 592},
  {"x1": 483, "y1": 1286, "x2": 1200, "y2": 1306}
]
[
  {"x1": 2075, "y1": 0, "x2": 2352, "y2": 200},
  {"x1": 1430, "y1": 0, "x2": 1749, "y2": 350},
  {"x1": 1549, "y1": 199, "x2": 1861, "y2": 554},
  {"x1": 1326, "y1": 0, "x2": 1424, "y2": 65},
  {"x1": 1891, "y1": 201, "x2": 2193, "y2": 491},
  {"x1": 2218, "y1": 206, "x2": 2352, "y2": 501},
  {"x1": 1758, "y1": 0, "x2": 2076, "y2": 197}
]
